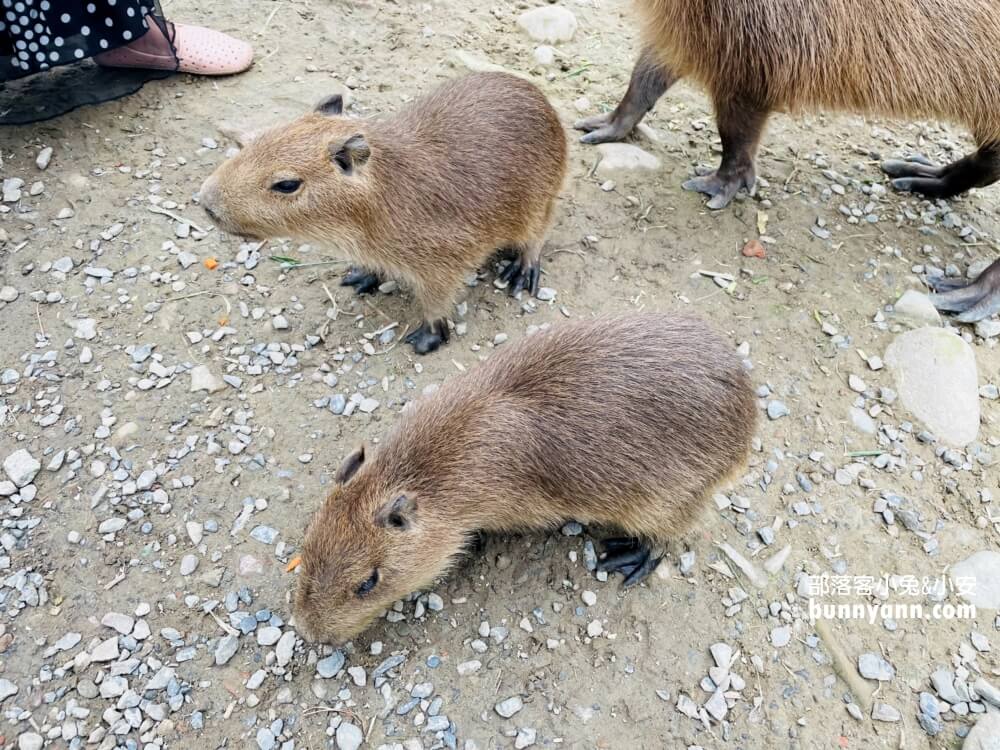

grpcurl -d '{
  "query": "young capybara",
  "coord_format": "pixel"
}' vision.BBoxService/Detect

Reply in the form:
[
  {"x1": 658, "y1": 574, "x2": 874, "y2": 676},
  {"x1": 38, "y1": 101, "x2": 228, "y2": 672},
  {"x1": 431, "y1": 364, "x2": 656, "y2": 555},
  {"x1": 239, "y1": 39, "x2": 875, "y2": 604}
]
[
  {"x1": 575, "y1": 0, "x2": 1000, "y2": 321},
  {"x1": 198, "y1": 72, "x2": 567, "y2": 355},
  {"x1": 291, "y1": 314, "x2": 756, "y2": 645}
]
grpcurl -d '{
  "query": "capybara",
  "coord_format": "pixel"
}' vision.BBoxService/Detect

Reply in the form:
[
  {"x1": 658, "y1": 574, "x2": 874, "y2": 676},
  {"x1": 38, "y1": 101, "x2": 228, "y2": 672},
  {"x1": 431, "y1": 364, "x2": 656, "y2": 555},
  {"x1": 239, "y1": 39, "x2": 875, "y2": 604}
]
[
  {"x1": 199, "y1": 72, "x2": 567, "y2": 353},
  {"x1": 291, "y1": 314, "x2": 756, "y2": 644}
]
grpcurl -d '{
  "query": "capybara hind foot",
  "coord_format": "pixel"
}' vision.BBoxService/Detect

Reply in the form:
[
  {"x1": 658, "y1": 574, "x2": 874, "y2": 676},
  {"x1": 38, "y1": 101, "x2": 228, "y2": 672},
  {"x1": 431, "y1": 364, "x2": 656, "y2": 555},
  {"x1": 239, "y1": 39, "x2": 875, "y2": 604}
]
[
  {"x1": 926, "y1": 258, "x2": 1000, "y2": 322},
  {"x1": 683, "y1": 168, "x2": 756, "y2": 210},
  {"x1": 341, "y1": 267, "x2": 382, "y2": 295},
  {"x1": 597, "y1": 537, "x2": 664, "y2": 587},
  {"x1": 498, "y1": 254, "x2": 541, "y2": 297},
  {"x1": 575, "y1": 46, "x2": 676, "y2": 144},
  {"x1": 405, "y1": 319, "x2": 450, "y2": 355},
  {"x1": 884, "y1": 144, "x2": 1000, "y2": 199}
]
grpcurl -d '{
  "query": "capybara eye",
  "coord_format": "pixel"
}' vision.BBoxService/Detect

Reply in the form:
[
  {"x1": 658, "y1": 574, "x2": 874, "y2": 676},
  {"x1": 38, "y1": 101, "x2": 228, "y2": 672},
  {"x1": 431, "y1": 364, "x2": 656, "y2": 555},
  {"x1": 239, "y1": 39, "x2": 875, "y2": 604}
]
[
  {"x1": 271, "y1": 179, "x2": 303, "y2": 194},
  {"x1": 355, "y1": 569, "x2": 379, "y2": 598}
]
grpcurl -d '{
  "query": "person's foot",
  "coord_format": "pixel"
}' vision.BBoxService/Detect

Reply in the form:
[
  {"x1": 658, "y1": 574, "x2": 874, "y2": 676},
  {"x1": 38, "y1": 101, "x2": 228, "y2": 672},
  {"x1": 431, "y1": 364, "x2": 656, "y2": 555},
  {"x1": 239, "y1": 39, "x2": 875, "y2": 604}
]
[{"x1": 95, "y1": 16, "x2": 253, "y2": 76}]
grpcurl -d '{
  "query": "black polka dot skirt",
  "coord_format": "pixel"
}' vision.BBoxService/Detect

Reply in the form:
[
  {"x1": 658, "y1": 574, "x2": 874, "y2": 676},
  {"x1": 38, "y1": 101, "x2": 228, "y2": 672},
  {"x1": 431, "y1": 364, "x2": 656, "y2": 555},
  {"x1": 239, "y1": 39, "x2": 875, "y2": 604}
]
[{"x1": 1, "y1": 0, "x2": 163, "y2": 80}]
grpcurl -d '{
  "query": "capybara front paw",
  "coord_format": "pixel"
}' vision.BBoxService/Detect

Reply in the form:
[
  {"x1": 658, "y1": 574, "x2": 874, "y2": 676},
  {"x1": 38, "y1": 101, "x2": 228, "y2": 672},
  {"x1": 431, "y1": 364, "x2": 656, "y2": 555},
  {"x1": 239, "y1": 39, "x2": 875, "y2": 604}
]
[
  {"x1": 341, "y1": 267, "x2": 382, "y2": 296},
  {"x1": 498, "y1": 257, "x2": 541, "y2": 297},
  {"x1": 404, "y1": 319, "x2": 450, "y2": 355},
  {"x1": 597, "y1": 537, "x2": 663, "y2": 587}
]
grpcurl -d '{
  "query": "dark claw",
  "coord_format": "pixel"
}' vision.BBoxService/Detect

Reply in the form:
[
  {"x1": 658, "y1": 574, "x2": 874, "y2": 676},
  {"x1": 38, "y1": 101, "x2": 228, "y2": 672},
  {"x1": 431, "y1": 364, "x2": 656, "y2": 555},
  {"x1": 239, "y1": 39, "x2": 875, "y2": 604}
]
[
  {"x1": 622, "y1": 554, "x2": 663, "y2": 588},
  {"x1": 341, "y1": 267, "x2": 382, "y2": 296},
  {"x1": 404, "y1": 319, "x2": 450, "y2": 355},
  {"x1": 601, "y1": 537, "x2": 642, "y2": 553},
  {"x1": 597, "y1": 537, "x2": 662, "y2": 586},
  {"x1": 925, "y1": 275, "x2": 968, "y2": 293},
  {"x1": 682, "y1": 168, "x2": 756, "y2": 210},
  {"x1": 498, "y1": 258, "x2": 522, "y2": 283},
  {"x1": 499, "y1": 258, "x2": 542, "y2": 298},
  {"x1": 926, "y1": 258, "x2": 1000, "y2": 322},
  {"x1": 881, "y1": 157, "x2": 941, "y2": 179}
]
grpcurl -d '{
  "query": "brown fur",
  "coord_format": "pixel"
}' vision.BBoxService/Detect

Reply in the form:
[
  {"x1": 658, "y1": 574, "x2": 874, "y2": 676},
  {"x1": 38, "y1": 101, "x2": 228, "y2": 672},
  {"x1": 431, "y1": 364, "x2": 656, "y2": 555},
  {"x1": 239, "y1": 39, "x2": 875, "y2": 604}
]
[
  {"x1": 639, "y1": 0, "x2": 1000, "y2": 143},
  {"x1": 199, "y1": 72, "x2": 567, "y2": 325},
  {"x1": 292, "y1": 314, "x2": 757, "y2": 644}
]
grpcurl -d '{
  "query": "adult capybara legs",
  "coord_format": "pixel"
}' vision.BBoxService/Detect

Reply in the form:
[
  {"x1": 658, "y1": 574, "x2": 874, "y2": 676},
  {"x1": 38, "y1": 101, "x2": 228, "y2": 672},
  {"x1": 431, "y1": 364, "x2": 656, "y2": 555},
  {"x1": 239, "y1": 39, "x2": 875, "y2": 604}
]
[
  {"x1": 597, "y1": 537, "x2": 664, "y2": 587},
  {"x1": 341, "y1": 267, "x2": 382, "y2": 295},
  {"x1": 575, "y1": 46, "x2": 676, "y2": 144},
  {"x1": 924, "y1": 258, "x2": 1000, "y2": 322},
  {"x1": 883, "y1": 143, "x2": 1000, "y2": 198},
  {"x1": 683, "y1": 95, "x2": 771, "y2": 210}
]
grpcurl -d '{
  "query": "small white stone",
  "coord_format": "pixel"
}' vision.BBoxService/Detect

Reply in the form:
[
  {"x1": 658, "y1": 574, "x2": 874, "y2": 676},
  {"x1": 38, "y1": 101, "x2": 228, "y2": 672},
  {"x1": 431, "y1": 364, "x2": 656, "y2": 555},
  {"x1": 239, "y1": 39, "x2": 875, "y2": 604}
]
[
  {"x1": 516, "y1": 6, "x2": 577, "y2": 43},
  {"x1": 101, "y1": 612, "x2": 135, "y2": 635},
  {"x1": 36, "y1": 146, "x2": 53, "y2": 170},
  {"x1": 581, "y1": 591, "x2": 597, "y2": 607},
  {"x1": 189, "y1": 365, "x2": 226, "y2": 394},
  {"x1": 179, "y1": 554, "x2": 199, "y2": 576},
  {"x1": 586, "y1": 620, "x2": 603, "y2": 638}
]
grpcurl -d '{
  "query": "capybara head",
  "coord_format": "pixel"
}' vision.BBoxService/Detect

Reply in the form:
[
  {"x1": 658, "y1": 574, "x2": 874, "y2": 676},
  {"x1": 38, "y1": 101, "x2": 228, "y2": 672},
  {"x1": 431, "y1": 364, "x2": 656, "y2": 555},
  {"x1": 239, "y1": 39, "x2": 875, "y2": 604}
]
[
  {"x1": 198, "y1": 94, "x2": 374, "y2": 243},
  {"x1": 292, "y1": 445, "x2": 464, "y2": 645}
]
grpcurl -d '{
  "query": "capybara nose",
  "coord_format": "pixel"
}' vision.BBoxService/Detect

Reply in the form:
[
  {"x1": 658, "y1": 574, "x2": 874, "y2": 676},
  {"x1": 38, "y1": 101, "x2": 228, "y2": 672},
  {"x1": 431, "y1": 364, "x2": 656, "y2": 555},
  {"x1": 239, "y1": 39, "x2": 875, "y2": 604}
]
[{"x1": 197, "y1": 176, "x2": 219, "y2": 218}]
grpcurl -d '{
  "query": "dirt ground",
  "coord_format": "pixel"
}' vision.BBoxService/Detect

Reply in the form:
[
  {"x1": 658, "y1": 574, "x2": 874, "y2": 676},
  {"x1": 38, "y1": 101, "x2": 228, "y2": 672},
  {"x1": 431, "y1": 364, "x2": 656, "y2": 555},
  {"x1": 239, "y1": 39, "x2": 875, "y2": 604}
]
[{"x1": 2, "y1": 1, "x2": 999, "y2": 749}]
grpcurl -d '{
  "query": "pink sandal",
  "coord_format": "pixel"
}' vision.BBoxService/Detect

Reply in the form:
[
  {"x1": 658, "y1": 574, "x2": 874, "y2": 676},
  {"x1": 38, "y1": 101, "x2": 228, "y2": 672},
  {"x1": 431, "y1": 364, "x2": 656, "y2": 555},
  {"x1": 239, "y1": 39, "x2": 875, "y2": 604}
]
[{"x1": 95, "y1": 17, "x2": 253, "y2": 76}]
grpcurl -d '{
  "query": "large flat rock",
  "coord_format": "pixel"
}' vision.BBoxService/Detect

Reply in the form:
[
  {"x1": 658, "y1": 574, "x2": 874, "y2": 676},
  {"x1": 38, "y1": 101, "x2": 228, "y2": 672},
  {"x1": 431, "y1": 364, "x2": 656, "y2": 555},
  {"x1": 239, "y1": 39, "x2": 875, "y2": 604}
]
[{"x1": 885, "y1": 327, "x2": 979, "y2": 446}]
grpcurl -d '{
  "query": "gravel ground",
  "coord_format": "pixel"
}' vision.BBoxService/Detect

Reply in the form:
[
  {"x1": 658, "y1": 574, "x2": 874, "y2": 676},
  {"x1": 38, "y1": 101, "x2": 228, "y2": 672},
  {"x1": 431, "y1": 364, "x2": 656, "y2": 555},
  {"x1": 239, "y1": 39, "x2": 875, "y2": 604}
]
[{"x1": 2, "y1": 1, "x2": 1000, "y2": 749}]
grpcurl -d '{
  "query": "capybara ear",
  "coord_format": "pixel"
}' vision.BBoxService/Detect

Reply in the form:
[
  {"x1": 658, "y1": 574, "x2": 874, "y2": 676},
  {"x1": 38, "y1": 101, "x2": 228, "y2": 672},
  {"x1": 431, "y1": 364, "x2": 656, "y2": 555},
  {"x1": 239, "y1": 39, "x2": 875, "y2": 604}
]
[
  {"x1": 315, "y1": 93, "x2": 344, "y2": 117},
  {"x1": 375, "y1": 494, "x2": 417, "y2": 531},
  {"x1": 335, "y1": 444, "x2": 365, "y2": 484},
  {"x1": 329, "y1": 134, "x2": 371, "y2": 175}
]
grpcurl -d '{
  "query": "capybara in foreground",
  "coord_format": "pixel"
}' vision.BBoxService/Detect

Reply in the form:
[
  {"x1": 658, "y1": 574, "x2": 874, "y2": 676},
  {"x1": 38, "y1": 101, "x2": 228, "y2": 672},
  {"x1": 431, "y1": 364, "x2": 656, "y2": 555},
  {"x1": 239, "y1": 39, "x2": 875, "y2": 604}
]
[
  {"x1": 291, "y1": 314, "x2": 756, "y2": 644},
  {"x1": 200, "y1": 72, "x2": 567, "y2": 354}
]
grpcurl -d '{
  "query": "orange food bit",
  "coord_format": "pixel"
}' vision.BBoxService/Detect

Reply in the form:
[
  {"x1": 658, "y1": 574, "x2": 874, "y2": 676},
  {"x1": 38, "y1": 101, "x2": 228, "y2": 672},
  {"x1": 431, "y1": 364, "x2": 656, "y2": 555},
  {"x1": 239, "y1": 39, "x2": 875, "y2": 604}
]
[
  {"x1": 204, "y1": 257, "x2": 219, "y2": 270},
  {"x1": 286, "y1": 556, "x2": 302, "y2": 572}
]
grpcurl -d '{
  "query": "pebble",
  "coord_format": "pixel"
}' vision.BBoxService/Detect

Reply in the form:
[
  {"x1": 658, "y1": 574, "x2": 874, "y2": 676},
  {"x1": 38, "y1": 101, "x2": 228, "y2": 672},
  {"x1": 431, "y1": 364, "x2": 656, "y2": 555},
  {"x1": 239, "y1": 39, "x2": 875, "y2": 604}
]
[
  {"x1": 891, "y1": 290, "x2": 941, "y2": 328},
  {"x1": 457, "y1": 660, "x2": 481, "y2": 676},
  {"x1": 885, "y1": 327, "x2": 979, "y2": 446},
  {"x1": 587, "y1": 620, "x2": 603, "y2": 638},
  {"x1": 336, "y1": 722, "x2": 364, "y2": 750},
  {"x1": 36, "y1": 146, "x2": 53, "y2": 170},
  {"x1": 101, "y1": 612, "x2": 134, "y2": 635},
  {"x1": 90, "y1": 636, "x2": 119, "y2": 662},
  {"x1": 581, "y1": 590, "x2": 597, "y2": 606},
  {"x1": 858, "y1": 653, "x2": 895, "y2": 681},
  {"x1": 214, "y1": 635, "x2": 240, "y2": 665},
  {"x1": 179, "y1": 554, "x2": 199, "y2": 576},
  {"x1": 516, "y1": 5, "x2": 577, "y2": 43},
  {"x1": 189, "y1": 365, "x2": 227, "y2": 393},
  {"x1": 766, "y1": 401, "x2": 790, "y2": 420},
  {"x1": 257, "y1": 626, "x2": 282, "y2": 646},
  {"x1": 0, "y1": 286, "x2": 18, "y2": 303},
  {"x1": 770, "y1": 626, "x2": 791, "y2": 648},
  {"x1": 871, "y1": 703, "x2": 901, "y2": 722},
  {"x1": 275, "y1": 631, "x2": 296, "y2": 666},
  {"x1": 495, "y1": 696, "x2": 524, "y2": 718},
  {"x1": 4, "y1": 449, "x2": 40, "y2": 487},
  {"x1": 0, "y1": 678, "x2": 18, "y2": 702},
  {"x1": 514, "y1": 727, "x2": 537, "y2": 748},
  {"x1": 17, "y1": 732, "x2": 43, "y2": 750},
  {"x1": 317, "y1": 651, "x2": 346, "y2": 678},
  {"x1": 67, "y1": 317, "x2": 97, "y2": 340},
  {"x1": 595, "y1": 143, "x2": 662, "y2": 173}
]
